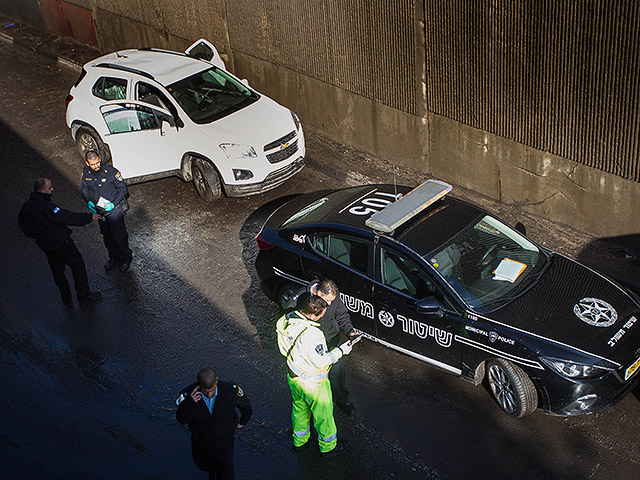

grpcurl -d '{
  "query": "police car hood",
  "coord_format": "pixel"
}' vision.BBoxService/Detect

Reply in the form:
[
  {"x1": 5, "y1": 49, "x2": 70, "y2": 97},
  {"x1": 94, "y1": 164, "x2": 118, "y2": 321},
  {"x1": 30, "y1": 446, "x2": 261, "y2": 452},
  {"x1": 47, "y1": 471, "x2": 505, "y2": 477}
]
[
  {"x1": 199, "y1": 95, "x2": 295, "y2": 146},
  {"x1": 489, "y1": 254, "x2": 640, "y2": 363}
]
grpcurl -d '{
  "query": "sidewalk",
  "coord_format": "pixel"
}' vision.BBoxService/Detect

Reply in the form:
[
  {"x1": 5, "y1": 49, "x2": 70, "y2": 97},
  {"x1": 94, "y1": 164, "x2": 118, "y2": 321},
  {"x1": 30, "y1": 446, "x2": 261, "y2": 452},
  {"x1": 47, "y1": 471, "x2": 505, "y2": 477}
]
[
  {"x1": 0, "y1": 12, "x2": 100, "y2": 72},
  {"x1": 1, "y1": 11, "x2": 638, "y2": 291}
]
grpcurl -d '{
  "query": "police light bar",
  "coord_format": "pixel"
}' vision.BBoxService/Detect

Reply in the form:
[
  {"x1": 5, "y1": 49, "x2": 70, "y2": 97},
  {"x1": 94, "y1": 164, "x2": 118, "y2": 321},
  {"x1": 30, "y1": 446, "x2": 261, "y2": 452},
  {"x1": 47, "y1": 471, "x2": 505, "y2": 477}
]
[{"x1": 365, "y1": 179, "x2": 452, "y2": 233}]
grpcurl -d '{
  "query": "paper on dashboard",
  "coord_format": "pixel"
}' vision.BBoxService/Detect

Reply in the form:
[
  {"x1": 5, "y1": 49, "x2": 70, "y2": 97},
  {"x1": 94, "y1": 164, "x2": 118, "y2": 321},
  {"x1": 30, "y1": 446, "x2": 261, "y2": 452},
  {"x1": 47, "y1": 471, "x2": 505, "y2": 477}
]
[{"x1": 493, "y1": 258, "x2": 527, "y2": 283}]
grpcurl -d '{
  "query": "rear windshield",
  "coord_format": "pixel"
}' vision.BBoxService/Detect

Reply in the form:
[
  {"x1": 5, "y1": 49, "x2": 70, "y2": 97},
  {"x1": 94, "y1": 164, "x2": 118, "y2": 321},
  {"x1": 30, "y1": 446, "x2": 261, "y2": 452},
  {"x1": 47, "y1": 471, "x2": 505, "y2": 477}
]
[{"x1": 281, "y1": 186, "x2": 371, "y2": 228}]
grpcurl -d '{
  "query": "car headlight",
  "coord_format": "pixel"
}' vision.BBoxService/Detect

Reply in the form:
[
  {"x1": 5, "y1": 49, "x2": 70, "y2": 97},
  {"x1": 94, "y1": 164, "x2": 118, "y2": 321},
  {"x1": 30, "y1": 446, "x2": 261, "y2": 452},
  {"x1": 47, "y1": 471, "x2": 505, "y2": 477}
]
[
  {"x1": 540, "y1": 357, "x2": 605, "y2": 379},
  {"x1": 219, "y1": 143, "x2": 257, "y2": 159},
  {"x1": 290, "y1": 110, "x2": 301, "y2": 131}
]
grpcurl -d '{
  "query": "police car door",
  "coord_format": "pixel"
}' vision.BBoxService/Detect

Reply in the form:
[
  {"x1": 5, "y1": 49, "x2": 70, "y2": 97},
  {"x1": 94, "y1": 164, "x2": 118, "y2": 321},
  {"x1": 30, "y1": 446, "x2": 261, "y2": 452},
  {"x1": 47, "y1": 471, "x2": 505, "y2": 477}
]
[
  {"x1": 303, "y1": 233, "x2": 376, "y2": 338},
  {"x1": 372, "y1": 244, "x2": 463, "y2": 376},
  {"x1": 99, "y1": 101, "x2": 183, "y2": 180}
]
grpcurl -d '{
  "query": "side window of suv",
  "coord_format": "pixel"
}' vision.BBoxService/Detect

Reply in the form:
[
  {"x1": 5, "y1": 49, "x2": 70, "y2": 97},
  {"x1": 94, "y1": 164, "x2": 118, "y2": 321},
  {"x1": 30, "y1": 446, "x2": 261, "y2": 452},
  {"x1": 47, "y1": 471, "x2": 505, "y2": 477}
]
[
  {"x1": 136, "y1": 82, "x2": 170, "y2": 110},
  {"x1": 101, "y1": 104, "x2": 160, "y2": 134},
  {"x1": 92, "y1": 77, "x2": 127, "y2": 100},
  {"x1": 312, "y1": 235, "x2": 370, "y2": 275}
]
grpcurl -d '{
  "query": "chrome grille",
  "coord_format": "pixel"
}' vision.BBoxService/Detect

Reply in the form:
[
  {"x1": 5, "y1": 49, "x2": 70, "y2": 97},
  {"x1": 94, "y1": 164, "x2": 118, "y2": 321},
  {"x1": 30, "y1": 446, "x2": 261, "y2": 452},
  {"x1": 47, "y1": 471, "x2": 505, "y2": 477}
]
[
  {"x1": 266, "y1": 139, "x2": 299, "y2": 164},
  {"x1": 264, "y1": 131, "x2": 296, "y2": 152}
]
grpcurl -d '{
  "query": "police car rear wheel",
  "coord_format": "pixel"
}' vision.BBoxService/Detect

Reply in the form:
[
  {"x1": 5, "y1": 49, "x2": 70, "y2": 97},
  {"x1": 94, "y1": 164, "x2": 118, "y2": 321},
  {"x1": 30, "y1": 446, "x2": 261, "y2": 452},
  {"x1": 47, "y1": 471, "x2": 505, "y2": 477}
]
[
  {"x1": 76, "y1": 126, "x2": 111, "y2": 164},
  {"x1": 192, "y1": 158, "x2": 222, "y2": 202},
  {"x1": 277, "y1": 282, "x2": 299, "y2": 310},
  {"x1": 486, "y1": 359, "x2": 537, "y2": 418}
]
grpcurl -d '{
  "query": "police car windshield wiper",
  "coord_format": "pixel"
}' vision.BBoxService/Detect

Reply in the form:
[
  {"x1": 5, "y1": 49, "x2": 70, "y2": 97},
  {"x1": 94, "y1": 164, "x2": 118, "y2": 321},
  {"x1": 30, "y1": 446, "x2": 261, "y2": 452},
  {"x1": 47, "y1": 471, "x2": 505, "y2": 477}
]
[{"x1": 480, "y1": 253, "x2": 554, "y2": 311}]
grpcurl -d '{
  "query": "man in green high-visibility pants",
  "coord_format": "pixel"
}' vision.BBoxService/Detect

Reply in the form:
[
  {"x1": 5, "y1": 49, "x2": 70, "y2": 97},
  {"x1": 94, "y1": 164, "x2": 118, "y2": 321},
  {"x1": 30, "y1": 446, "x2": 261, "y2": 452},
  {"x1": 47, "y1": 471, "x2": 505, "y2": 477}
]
[{"x1": 276, "y1": 295, "x2": 360, "y2": 456}]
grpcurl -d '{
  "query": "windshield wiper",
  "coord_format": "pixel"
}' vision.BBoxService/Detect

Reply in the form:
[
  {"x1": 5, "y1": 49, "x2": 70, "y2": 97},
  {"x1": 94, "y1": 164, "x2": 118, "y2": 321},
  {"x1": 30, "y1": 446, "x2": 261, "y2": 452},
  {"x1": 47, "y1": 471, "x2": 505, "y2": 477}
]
[
  {"x1": 202, "y1": 86, "x2": 247, "y2": 97},
  {"x1": 480, "y1": 253, "x2": 554, "y2": 311}
]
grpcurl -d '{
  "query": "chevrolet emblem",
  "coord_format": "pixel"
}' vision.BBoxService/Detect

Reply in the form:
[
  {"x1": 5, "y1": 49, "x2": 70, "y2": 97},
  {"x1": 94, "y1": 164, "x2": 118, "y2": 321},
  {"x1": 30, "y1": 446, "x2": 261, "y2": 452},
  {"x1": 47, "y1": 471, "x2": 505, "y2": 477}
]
[{"x1": 280, "y1": 142, "x2": 289, "y2": 150}]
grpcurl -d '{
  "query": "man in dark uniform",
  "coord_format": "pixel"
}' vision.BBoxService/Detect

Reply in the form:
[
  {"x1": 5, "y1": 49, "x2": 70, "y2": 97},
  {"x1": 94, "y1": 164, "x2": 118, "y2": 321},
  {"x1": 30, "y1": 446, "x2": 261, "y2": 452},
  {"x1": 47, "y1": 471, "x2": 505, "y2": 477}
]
[
  {"x1": 81, "y1": 151, "x2": 132, "y2": 272},
  {"x1": 284, "y1": 279, "x2": 359, "y2": 416},
  {"x1": 176, "y1": 368, "x2": 252, "y2": 480},
  {"x1": 18, "y1": 177, "x2": 102, "y2": 305}
]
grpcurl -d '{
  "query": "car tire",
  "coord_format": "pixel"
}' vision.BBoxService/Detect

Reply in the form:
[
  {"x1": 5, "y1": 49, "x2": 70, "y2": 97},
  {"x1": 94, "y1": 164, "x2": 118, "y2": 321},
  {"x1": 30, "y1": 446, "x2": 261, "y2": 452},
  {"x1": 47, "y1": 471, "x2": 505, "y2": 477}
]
[
  {"x1": 278, "y1": 282, "x2": 301, "y2": 310},
  {"x1": 486, "y1": 359, "x2": 537, "y2": 418},
  {"x1": 75, "y1": 126, "x2": 111, "y2": 164},
  {"x1": 192, "y1": 158, "x2": 222, "y2": 202}
]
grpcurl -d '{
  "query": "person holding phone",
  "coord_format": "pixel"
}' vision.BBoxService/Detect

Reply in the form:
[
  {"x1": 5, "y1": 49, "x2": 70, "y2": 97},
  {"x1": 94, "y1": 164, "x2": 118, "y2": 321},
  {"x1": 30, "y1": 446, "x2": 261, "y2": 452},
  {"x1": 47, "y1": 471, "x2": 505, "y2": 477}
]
[
  {"x1": 282, "y1": 279, "x2": 360, "y2": 416},
  {"x1": 176, "y1": 368, "x2": 252, "y2": 480},
  {"x1": 277, "y1": 295, "x2": 360, "y2": 456}
]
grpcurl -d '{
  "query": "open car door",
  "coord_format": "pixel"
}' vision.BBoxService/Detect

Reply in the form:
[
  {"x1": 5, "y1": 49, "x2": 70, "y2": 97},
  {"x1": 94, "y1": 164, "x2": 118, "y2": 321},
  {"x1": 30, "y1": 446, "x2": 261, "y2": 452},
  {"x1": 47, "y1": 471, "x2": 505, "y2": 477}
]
[{"x1": 185, "y1": 39, "x2": 226, "y2": 70}]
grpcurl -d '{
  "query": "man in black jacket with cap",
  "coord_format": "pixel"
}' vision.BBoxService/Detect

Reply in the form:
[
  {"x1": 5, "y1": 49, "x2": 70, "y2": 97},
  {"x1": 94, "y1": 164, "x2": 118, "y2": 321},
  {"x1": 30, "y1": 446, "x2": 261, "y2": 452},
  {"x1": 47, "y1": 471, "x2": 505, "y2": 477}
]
[
  {"x1": 176, "y1": 368, "x2": 252, "y2": 480},
  {"x1": 18, "y1": 177, "x2": 102, "y2": 305}
]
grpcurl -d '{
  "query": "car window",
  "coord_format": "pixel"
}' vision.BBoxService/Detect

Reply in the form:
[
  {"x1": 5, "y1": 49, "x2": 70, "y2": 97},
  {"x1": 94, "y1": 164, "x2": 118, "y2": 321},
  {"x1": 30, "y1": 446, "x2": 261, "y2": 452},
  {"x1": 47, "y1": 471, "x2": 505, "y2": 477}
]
[
  {"x1": 312, "y1": 235, "x2": 370, "y2": 275},
  {"x1": 380, "y1": 248, "x2": 436, "y2": 298},
  {"x1": 92, "y1": 77, "x2": 127, "y2": 100},
  {"x1": 429, "y1": 215, "x2": 545, "y2": 310},
  {"x1": 166, "y1": 66, "x2": 256, "y2": 124},
  {"x1": 136, "y1": 82, "x2": 170, "y2": 111},
  {"x1": 101, "y1": 104, "x2": 163, "y2": 134}
]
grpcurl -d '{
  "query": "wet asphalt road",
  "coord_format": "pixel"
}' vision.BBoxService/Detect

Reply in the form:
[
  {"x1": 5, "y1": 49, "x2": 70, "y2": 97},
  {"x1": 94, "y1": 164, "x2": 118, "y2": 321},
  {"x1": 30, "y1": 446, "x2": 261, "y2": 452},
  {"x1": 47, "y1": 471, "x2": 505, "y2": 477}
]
[{"x1": 1, "y1": 40, "x2": 640, "y2": 480}]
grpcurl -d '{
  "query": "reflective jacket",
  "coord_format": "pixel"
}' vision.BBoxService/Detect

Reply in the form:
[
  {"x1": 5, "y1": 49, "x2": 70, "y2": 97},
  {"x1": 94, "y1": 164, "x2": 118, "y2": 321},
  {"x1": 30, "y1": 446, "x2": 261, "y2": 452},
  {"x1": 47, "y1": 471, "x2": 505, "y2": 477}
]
[
  {"x1": 283, "y1": 280, "x2": 355, "y2": 347},
  {"x1": 276, "y1": 310, "x2": 343, "y2": 382}
]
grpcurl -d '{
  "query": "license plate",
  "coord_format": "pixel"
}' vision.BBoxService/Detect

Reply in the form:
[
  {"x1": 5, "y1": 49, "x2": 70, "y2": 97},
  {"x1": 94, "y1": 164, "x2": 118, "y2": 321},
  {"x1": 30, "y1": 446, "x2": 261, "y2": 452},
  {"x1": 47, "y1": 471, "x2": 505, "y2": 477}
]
[{"x1": 625, "y1": 355, "x2": 640, "y2": 380}]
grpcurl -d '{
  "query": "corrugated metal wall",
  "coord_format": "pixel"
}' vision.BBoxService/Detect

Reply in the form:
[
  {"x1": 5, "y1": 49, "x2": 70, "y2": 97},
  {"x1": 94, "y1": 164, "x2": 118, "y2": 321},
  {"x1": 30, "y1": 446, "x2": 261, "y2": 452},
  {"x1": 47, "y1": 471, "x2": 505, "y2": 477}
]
[
  {"x1": 226, "y1": 0, "x2": 418, "y2": 114},
  {"x1": 424, "y1": 0, "x2": 640, "y2": 182},
  {"x1": 225, "y1": 0, "x2": 639, "y2": 183}
]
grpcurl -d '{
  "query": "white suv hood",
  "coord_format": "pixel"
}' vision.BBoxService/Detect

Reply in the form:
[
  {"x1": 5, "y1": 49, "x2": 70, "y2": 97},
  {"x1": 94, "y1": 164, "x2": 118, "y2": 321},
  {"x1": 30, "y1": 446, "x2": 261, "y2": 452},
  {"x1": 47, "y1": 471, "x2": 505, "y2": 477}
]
[{"x1": 197, "y1": 95, "x2": 295, "y2": 147}]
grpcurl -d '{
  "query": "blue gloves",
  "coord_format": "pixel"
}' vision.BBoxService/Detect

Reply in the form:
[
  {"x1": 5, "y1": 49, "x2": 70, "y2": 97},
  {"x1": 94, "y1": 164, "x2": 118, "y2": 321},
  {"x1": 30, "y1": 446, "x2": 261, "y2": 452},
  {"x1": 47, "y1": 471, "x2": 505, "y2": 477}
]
[
  {"x1": 104, "y1": 201, "x2": 115, "y2": 212},
  {"x1": 87, "y1": 201, "x2": 97, "y2": 213}
]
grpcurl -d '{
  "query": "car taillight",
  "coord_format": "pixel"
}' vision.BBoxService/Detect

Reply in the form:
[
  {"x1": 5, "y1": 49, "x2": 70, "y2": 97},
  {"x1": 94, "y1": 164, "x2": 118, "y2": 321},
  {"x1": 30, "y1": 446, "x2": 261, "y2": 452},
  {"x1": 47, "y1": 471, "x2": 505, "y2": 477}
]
[
  {"x1": 256, "y1": 233, "x2": 274, "y2": 250},
  {"x1": 65, "y1": 95, "x2": 74, "y2": 108}
]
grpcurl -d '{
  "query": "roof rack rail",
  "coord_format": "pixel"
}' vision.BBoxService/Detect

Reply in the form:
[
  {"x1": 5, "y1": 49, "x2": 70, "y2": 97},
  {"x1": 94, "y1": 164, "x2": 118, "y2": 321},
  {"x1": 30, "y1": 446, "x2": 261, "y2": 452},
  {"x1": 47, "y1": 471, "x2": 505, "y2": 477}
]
[
  {"x1": 94, "y1": 63, "x2": 155, "y2": 81},
  {"x1": 138, "y1": 47, "x2": 189, "y2": 58},
  {"x1": 365, "y1": 179, "x2": 452, "y2": 233}
]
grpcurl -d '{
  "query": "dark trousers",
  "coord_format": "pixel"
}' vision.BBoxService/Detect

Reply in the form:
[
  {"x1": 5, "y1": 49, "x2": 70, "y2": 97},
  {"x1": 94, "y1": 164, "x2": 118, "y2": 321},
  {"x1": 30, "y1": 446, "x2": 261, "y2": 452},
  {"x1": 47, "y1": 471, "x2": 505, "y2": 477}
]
[
  {"x1": 194, "y1": 439, "x2": 235, "y2": 480},
  {"x1": 327, "y1": 335, "x2": 350, "y2": 404},
  {"x1": 44, "y1": 238, "x2": 90, "y2": 302},
  {"x1": 99, "y1": 205, "x2": 131, "y2": 263}
]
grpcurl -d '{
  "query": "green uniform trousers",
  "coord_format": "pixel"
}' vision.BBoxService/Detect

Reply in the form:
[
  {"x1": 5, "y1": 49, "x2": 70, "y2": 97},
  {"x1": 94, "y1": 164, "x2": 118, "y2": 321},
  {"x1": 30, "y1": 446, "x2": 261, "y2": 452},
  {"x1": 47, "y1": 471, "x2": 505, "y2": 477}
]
[{"x1": 288, "y1": 374, "x2": 338, "y2": 452}]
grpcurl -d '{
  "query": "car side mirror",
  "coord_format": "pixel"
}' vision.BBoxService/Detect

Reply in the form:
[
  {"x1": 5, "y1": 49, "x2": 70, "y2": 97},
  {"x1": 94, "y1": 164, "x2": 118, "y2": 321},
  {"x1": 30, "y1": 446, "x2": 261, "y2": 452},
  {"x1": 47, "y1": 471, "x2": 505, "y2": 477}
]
[
  {"x1": 515, "y1": 222, "x2": 526, "y2": 236},
  {"x1": 241, "y1": 78, "x2": 249, "y2": 87},
  {"x1": 414, "y1": 296, "x2": 444, "y2": 317}
]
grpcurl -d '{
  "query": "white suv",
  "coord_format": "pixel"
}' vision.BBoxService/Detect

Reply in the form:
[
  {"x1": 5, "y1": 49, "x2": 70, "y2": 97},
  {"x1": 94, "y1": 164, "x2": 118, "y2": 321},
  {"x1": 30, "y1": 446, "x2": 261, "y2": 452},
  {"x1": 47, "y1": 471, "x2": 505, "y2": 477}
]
[{"x1": 65, "y1": 40, "x2": 305, "y2": 201}]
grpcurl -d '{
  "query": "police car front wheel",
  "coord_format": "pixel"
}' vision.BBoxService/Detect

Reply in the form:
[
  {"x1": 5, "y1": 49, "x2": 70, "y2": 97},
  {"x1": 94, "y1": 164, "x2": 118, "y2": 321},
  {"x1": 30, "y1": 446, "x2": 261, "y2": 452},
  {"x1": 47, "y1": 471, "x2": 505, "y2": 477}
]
[{"x1": 486, "y1": 359, "x2": 538, "y2": 418}]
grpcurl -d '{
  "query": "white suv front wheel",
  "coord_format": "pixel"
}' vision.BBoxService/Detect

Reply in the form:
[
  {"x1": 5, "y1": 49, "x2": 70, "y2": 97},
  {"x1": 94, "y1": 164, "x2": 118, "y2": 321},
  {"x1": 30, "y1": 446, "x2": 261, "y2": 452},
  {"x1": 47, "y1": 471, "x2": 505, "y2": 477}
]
[{"x1": 192, "y1": 158, "x2": 222, "y2": 202}]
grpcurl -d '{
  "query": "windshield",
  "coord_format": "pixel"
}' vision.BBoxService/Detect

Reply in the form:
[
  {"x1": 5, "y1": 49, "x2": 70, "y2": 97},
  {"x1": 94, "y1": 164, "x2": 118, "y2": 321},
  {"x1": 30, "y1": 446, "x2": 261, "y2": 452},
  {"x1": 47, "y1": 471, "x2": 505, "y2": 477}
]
[
  {"x1": 166, "y1": 67, "x2": 256, "y2": 124},
  {"x1": 428, "y1": 215, "x2": 547, "y2": 311}
]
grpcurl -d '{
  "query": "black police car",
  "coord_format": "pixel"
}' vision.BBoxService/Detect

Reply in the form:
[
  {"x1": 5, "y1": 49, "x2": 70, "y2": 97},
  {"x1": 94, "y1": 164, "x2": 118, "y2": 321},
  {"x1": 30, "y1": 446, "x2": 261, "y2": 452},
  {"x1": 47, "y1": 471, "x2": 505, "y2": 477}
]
[{"x1": 255, "y1": 180, "x2": 640, "y2": 417}]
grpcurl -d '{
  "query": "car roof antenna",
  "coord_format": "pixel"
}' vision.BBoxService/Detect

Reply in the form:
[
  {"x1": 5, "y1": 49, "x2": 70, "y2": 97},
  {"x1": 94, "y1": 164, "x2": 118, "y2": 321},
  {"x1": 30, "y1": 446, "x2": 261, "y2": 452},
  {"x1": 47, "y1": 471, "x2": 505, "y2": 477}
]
[{"x1": 393, "y1": 165, "x2": 399, "y2": 200}]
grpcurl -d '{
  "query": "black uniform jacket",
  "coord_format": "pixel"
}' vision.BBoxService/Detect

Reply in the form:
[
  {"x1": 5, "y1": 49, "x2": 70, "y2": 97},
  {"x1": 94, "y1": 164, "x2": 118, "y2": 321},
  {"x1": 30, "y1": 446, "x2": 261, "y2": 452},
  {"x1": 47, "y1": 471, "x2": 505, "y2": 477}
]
[
  {"x1": 286, "y1": 280, "x2": 354, "y2": 346},
  {"x1": 18, "y1": 191, "x2": 93, "y2": 251},
  {"x1": 176, "y1": 381, "x2": 252, "y2": 448},
  {"x1": 81, "y1": 164, "x2": 128, "y2": 206}
]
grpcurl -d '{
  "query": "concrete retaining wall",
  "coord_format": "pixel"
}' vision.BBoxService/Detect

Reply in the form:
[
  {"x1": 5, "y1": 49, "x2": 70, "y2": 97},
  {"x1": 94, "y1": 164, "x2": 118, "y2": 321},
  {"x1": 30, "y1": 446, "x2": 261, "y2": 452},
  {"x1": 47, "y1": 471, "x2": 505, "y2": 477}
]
[{"x1": 2, "y1": 0, "x2": 638, "y2": 237}]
